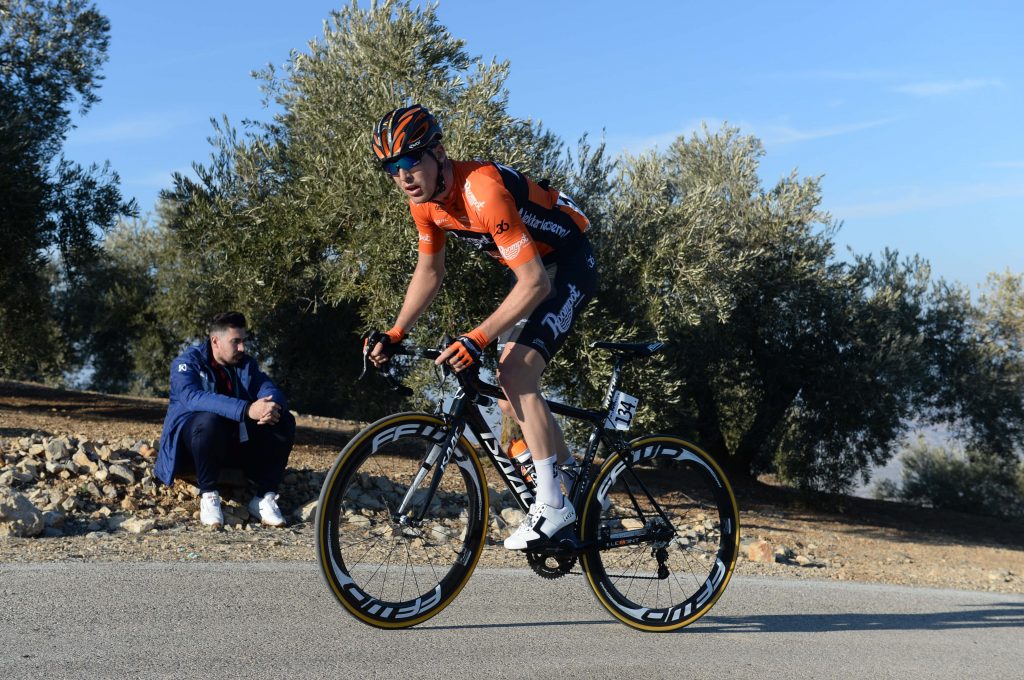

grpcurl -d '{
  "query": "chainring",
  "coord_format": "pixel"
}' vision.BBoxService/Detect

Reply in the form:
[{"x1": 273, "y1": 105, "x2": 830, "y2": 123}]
[{"x1": 526, "y1": 551, "x2": 577, "y2": 579}]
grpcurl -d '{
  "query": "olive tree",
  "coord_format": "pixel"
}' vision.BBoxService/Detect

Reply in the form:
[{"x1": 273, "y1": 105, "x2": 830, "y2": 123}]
[
  {"x1": 157, "y1": 0, "x2": 567, "y2": 416},
  {"x1": 0, "y1": 0, "x2": 135, "y2": 380},
  {"x1": 548, "y1": 125, "x2": 943, "y2": 490}
]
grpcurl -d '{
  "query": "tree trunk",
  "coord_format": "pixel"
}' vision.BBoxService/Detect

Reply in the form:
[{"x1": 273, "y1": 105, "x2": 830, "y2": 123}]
[
  {"x1": 732, "y1": 385, "x2": 799, "y2": 478},
  {"x1": 689, "y1": 370, "x2": 731, "y2": 467}
]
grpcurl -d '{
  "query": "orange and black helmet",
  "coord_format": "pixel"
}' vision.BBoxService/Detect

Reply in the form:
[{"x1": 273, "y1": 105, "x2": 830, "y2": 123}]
[{"x1": 371, "y1": 104, "x2": 442, "y2": 162}]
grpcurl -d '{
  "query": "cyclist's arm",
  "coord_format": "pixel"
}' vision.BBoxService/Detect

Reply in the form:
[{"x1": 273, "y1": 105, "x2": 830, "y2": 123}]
[
  {"x1": 456, "y1": 167, "x2": 551, "y2": 346},
  {"x1": 369, "y1": 249, "x2": 444, "y2": 366},
  {"x1": 472, "y1": 254, "x2": 550, "y2": 344},
  {"x1": 395, "y1": 248, "x2": 445, "y2": 331}
]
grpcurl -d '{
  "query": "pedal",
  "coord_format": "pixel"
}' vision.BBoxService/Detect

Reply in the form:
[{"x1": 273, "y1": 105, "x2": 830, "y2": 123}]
[
  {"x1": 553, "y1": 525, "x2": 582, "y2": 549},
  {"x1": 529, "y1": 526, "x2": 581, "y2": 555}
]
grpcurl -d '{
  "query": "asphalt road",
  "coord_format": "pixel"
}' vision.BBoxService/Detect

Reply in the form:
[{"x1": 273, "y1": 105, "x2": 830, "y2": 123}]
[{"x1": 2, "y1": 562, "x2": 1022, "y2": 679}]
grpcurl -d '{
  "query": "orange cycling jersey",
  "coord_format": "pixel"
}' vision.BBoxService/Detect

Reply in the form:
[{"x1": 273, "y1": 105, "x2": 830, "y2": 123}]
[{"x1": 410, "y1": 160, "x2": 590, "y2": 269}]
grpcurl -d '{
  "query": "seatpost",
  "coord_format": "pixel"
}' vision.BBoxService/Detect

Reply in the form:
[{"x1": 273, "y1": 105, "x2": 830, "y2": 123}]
[{"x1": 600, "y1": 355, "x2": 626, "y2": 415}]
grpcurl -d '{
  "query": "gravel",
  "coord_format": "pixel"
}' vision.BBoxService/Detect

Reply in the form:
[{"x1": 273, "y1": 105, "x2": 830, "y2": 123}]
[{"x1": 1, "y1": 381, "x2": 1021, "y2": 595}]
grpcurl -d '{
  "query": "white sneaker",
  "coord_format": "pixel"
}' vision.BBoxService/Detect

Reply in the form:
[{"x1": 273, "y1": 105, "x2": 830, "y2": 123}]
[
  {"x1": 199, "y1": 491, "x2": 223, "y2": 528},
  {"x1": 248, "y1": 492, "x2": 286, "y2": 527},
  {"x1": 503, "y1": 499, "x2": 576, "y2": 550}
]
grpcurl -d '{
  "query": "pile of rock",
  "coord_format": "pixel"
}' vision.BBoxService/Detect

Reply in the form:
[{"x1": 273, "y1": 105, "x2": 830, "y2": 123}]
[
  {"x1": 3, "y1": 431, "x2": 733, "y2": 553},
  {"x1": 744, "y1": 537, "x2": 827, "y2": 568},
  {"x1": 0, "y1": 433, "x2": 325, "y2": 537}
]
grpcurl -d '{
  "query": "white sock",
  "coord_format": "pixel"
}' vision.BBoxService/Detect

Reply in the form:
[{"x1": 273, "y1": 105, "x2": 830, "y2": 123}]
[{"x1": 533, "y1": 456, "x2": 563, "y2": 509}]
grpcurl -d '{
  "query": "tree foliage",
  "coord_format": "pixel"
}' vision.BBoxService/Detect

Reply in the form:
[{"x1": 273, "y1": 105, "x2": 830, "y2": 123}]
[
  {"x1": 549, "y1": 125, "x2": 973, "y2": 491},
  {"x1": 915, "y1": 272, "x2": 1024, "y2": 486},
  {"x1": 156, "y1": 0, "x2": 567, "y2": 417},
  {"x1": 64, "y1": 214, "x2": 182, "y2": 394},
  {"x1": 0, "y1": 0, "x2": 135, "y2": 379},
  {"x1": 875, "y1": 438, "x2": 1023, "y2": 520},
  {"x1": 42, "y1": 0, "x2": 1020, "y2": 498}
]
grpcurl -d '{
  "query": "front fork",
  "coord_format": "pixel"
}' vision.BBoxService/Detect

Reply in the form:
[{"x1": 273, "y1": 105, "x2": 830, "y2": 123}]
[{"x1": 394, "y1": 421, "x2": 464, "y2": 525}]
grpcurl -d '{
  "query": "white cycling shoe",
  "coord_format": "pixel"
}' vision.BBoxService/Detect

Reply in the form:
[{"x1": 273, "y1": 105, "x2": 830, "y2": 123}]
[{"x1": 504, "y1": 499, "x2": 576, "y2": 550}]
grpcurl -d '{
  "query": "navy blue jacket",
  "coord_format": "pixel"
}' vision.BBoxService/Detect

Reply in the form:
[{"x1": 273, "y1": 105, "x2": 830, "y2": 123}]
[{"x1": 156, "y1": 341, "x2": 287, "y2": 485}]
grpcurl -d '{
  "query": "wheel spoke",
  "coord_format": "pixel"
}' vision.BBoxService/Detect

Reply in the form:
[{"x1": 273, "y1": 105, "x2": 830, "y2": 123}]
[
  {"x1": 583, "y1": 439, "x2": 738, "y2": 630},
  {"x1": 317, "y1": 416, "x2": 486, "y2": 628}
]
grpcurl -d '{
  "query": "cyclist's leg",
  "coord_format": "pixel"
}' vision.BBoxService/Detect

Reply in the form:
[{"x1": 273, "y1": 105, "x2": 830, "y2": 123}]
[
  {"x1": 497, "y1": 342, "x2": 557, "y2": 466},
  {"x1": 496, "y1": 395, "x2": 574, "y2": 465},
  {"x1": 497, "y1": 239, "x2": 597, "y2": 465},
  {"x1": 499, "y1": 343, "x2": 578, "y2": 549}
]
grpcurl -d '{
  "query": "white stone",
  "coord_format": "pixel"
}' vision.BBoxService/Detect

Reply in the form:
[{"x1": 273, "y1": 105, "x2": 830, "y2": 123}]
[
  {"x1": 44, "y1": 439, "x2": 70, "y2": 462},
  {"x1": 15, "y1": 460, "x2": 39, "y2": 478},
  {"x1": 500, "y1": 508, "x2": 526, "y2": 526},
  {"x1": 71, "y1": 450, "x2": 96, "y2": 473},
  {"x1": 120, "y1": 518, "x2": 156, "y2": 534},
  {"x1": 297, "y1": 500, "x2": 318, "y2": 522},
  {"x1": 774, "y1": 545, "x2": 794, "y2": 562},
  {"x1": 108, "y1": 464, "x2": 135, "y2": 485},
  {"x1": 0, "y1": 488, "x2": 44, "y2": 537},
  {"x1": 746, "y1": 539, "x2": 774, "y2": 563},
  {"x1": 357, "y1": 493, "x2": 386, "y2": 511}
]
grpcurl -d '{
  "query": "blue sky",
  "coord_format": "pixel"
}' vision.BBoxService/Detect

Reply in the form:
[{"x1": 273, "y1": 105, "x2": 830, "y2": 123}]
[{"x1": 64, "y1": 1, "x2": 1023, "y2": 291}]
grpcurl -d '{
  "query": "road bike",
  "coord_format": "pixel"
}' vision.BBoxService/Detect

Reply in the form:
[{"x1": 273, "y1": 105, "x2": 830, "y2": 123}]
[{"x1": 315, "y1": 337, "x2": 740, "y2": 632}]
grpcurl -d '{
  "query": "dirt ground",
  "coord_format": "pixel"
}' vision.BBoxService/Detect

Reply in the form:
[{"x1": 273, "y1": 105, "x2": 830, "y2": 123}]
[{"x1": 1, "y1": 380, "x2": 1021, "y2": 594}]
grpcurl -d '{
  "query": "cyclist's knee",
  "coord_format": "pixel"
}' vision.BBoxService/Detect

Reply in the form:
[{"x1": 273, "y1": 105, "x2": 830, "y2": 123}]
[
  {"x1": 496, "y1": 369, "x2": 519, "y2": 398},
  {"x1": 498, "y1": 345, "x2": 544, "y2": 377},
  {"x1": 497, "y1": 364, "x2": 539, "y2": 398}
]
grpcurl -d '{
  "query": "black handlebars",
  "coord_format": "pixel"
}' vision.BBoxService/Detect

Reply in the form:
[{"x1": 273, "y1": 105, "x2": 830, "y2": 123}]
[{"x1": 360, "y1": 335, "x2": 496, "y2": 405}]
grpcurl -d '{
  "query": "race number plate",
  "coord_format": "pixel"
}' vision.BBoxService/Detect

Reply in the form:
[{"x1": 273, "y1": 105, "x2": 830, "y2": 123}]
[{"x1": 605, "y1": 391, "x2": 639, "y2": 431}]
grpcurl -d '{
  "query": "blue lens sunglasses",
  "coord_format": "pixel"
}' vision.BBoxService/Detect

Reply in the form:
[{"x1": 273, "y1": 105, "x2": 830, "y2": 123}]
[{"x1": 381, "y1": 148, "x2": 430, "y2": 176}]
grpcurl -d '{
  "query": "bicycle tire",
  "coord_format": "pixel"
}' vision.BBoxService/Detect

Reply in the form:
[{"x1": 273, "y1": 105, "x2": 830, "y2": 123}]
[
  {"x1": 316, "y1": 412, "x2": 489, "y2": 628},
  {"x1": 579, "y1": 435, "x2": 740, "y2": 632}
]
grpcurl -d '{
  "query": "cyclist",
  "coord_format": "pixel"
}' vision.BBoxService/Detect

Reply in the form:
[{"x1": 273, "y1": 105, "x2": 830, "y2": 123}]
[{"x1": 366, "y1": 104, "x2": 597, "y2": 550}]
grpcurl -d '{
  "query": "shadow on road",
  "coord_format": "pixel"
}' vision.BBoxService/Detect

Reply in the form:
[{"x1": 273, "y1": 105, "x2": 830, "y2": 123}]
[
  {"x1": 697, "y1": 601, "x2": 1024, "y2": 634},
  {"x1": 409, "y1": 602, "x2": 1024, "y2": 633}
]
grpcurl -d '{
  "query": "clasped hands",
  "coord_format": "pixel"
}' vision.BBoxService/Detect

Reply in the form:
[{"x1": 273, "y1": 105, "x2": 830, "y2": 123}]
[{"x1": 247, "y1": 395, "x2": 282, "y2": 425}]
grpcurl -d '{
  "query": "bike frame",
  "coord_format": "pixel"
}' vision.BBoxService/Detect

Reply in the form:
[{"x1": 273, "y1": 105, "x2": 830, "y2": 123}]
[{"x1": 386, "y1": 346, "x2": 636, "y2": 515}]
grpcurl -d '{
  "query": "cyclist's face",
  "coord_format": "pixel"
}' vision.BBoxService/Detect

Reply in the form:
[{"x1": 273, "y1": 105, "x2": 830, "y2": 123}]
[{"x1": 391, "y1": 146, "x2": 442, "y2": 204}]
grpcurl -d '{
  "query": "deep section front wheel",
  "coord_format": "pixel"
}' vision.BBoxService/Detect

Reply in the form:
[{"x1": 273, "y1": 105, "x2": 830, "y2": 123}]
[
  {"x1": 316, "y1": 412, "x2": 488, "y2": 628},
  {"x1": 579, "y1": 435, "x2": 740, "y2": 631}
]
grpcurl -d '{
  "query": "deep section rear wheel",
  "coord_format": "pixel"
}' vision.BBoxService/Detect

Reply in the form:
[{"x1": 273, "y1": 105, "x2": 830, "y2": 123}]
[
  {"x1": 580, "y1": 435, "x2": 739, "y2": 631},
  {"x1": 316, "y1": 412, "x2": 488, "y2": 628}
]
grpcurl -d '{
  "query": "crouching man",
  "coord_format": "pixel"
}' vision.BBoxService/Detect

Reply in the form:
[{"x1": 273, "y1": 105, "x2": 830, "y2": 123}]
[{"x1": 156, "y1": 312, "x2": 295, "y2": 528}]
